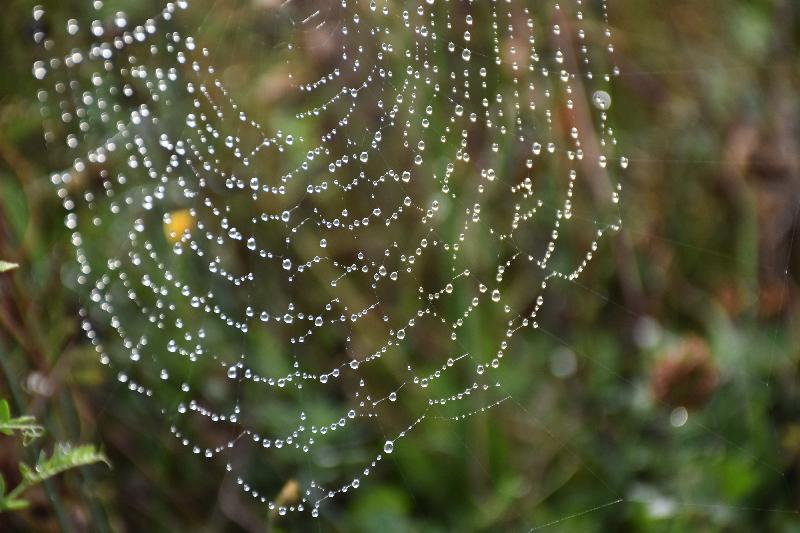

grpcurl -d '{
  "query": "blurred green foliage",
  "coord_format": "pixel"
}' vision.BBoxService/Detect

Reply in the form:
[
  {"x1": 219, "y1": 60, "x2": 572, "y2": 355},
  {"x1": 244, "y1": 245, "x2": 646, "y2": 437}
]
[
  {"x1": 0, "y1": 399, "x2": 107, "y2": 517},
  {"x1": 1, "y1": 0, "x2": 800, "y2": 531}
]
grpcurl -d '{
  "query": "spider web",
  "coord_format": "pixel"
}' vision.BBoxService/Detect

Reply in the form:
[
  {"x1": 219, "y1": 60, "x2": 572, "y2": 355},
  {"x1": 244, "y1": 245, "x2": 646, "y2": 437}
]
[{"x1": 34, "y1": 0, "x2": 624, "y2": 519}]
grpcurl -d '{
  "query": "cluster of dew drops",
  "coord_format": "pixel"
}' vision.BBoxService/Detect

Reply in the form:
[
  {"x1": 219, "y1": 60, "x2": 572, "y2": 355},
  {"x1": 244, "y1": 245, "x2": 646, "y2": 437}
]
[{"x1": 33, "y1": 0, "x2": 625, "y2": 518}]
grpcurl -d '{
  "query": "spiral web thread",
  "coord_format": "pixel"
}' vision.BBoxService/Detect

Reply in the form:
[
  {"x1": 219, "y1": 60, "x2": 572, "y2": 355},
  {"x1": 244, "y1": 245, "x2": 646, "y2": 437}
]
[{"x1": 34, "y1": 0, "x2": 625, "y2": 518}]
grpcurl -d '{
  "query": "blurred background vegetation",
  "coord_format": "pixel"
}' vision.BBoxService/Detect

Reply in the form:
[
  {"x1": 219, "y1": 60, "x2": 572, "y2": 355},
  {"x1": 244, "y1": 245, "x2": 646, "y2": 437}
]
[{"x1": 1, "y1": 0, "x2": 800, "y2": 531}]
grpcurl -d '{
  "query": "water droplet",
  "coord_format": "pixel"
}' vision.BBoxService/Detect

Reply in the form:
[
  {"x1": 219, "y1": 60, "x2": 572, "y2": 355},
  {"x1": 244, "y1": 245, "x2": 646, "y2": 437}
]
[
  {"x1": 592, "y1": 90, "x2": 612, "y2": 111},
  {"x1": 670, "y1": 406, "x2": 688, "y2": 428}
]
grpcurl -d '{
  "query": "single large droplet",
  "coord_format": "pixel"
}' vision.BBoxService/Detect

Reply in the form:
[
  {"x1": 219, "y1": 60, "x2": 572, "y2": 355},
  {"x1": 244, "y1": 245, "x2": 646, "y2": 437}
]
[
  {"x1": 592, "y1": 90, "x2": 612, "y2": 110},
  {"x1": 32, "y1": 61, "x2": 47, "y2": 80},
  {"x1": 383, "y1": 440, "x2": 394, "y2": 454},
  {"x1": 670, "y1": 406, "x2": 688, "y2": 428}
]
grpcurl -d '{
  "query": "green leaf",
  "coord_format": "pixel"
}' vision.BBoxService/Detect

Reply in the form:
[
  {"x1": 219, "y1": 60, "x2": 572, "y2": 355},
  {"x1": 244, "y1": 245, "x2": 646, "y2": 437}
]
[
  {"x1": 0, "y1": 498, "x2": 31, "y2": 512},
  {"x1": 18, "y1": 463, "x2": 32, "y2": 481},
  {"x1": 0, "y1": 261, "x2": 19, "y2": 273},
  {"x1": 0, "y1": 400, "x2": 10, "y2": 423},
  {"x1": 3, "y1": 443, "x2": 110, "y2": 512},
  {"x1": 0, "y1": 409, "x2": 45, "y2": 445},
  {"x1": 20, "y1": 420, "x2": 45, "y2": 446},
  {"x1": 0, "y1": 474, "x2": 5, "y2": 496},
  {"x1": 20, "y1": 444, "x2": 109, "y2": 487}
]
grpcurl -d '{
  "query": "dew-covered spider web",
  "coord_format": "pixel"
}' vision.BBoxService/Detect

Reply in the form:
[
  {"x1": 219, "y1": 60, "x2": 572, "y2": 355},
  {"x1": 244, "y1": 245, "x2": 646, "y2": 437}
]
[{"x1": 34, "y1": 0, "x2": 625, "y2": 519}]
